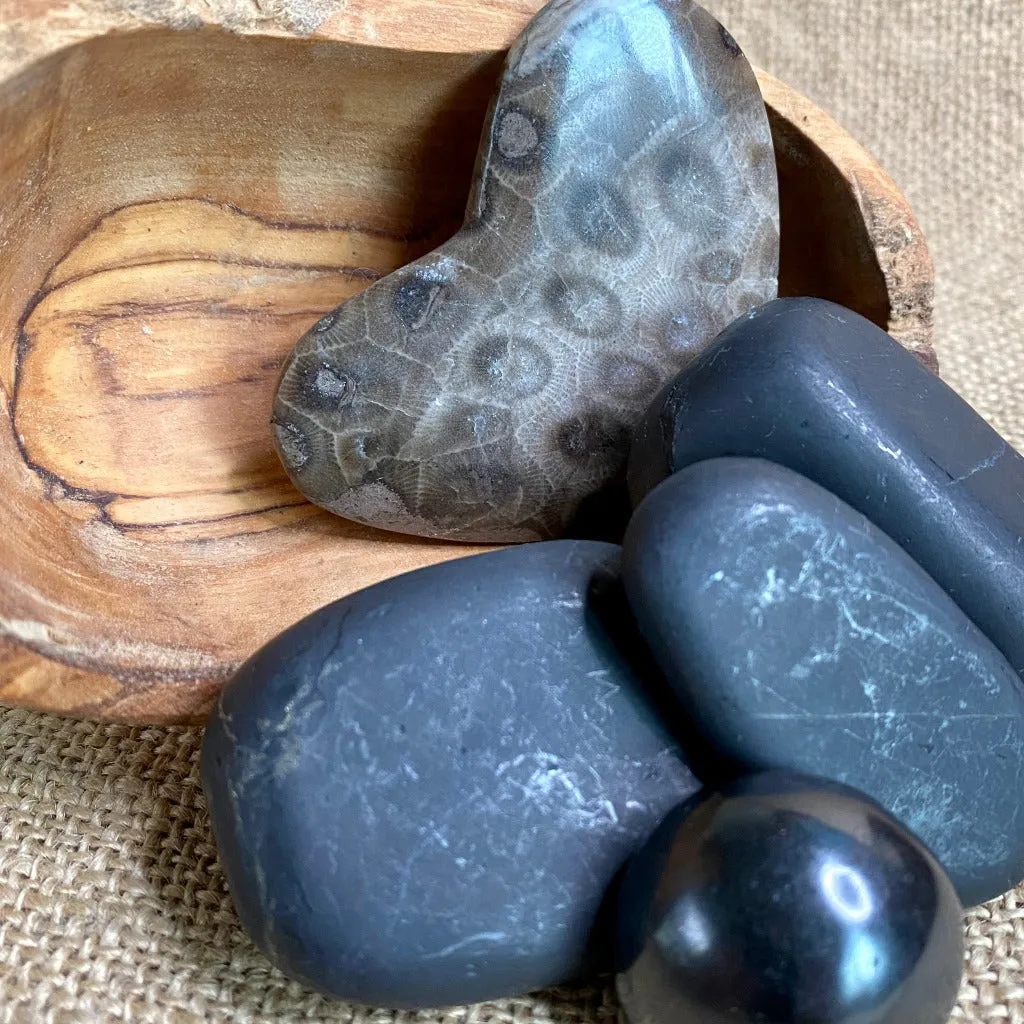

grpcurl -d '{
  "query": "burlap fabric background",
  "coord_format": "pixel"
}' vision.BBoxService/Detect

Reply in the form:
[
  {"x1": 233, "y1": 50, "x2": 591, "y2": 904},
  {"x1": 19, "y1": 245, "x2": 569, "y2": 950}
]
[{"x1": 0, "y1": 0, "x2": 1021, "y2": 1020}]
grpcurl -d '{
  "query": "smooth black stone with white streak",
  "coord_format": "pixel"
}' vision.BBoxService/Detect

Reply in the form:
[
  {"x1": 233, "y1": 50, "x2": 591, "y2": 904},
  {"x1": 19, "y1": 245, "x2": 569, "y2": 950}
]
[
  {"x1": 615, "y1": 773, "x2": 964, "y2": 1024},
  {"x1": 628, "y1": 296, "x2": 1024, "y2": 682},
  {"x1": 622, "y1": 457, "x2": 1024, "y2": 907},
  {"x1": 201, "y1": 541, "x2": 700, "y2": 1009}
]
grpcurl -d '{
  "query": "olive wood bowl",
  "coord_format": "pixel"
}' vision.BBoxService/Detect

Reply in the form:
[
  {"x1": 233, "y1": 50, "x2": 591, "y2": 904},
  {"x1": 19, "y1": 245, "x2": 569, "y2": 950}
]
[{"x1": 0, "y1": 1, "x2": 935, "y2": 723}]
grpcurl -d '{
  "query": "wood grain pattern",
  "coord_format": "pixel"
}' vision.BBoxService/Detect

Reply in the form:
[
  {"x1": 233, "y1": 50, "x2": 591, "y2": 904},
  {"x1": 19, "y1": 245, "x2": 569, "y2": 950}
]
[{"x1": 0, "y1": 3, "x2": 935, "y2": 724}]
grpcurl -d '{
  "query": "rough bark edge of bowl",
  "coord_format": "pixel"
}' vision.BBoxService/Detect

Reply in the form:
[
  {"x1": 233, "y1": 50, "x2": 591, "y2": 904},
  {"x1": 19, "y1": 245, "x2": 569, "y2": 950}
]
[{"x1": 755, "y1": 70, "x2": 935, "y2": 367}]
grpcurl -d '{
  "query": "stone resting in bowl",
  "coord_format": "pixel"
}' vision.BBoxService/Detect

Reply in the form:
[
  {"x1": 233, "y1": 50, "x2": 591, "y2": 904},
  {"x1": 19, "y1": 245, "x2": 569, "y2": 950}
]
[
  {"x1": 271, "y1": 0, "x2": 782, "y2": 543},
  {"x1": 0, "y1": 0, "x2": 933, "y2": 726}
]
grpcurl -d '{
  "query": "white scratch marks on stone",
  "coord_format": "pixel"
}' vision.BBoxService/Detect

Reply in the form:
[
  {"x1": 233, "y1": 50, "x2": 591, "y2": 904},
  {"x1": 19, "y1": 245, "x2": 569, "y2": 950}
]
[
  {"x1": 755, "y1": 711, "x2": 1018, "y2": 721},
  {"x1": 700, "y1": 569, "x2": 726, "y2": 592},
  {"x1": 952, "y1": 442, "x2": 1009, "y2": 485},
  {"x1": 421, "y1": 932, "x2": 509, "y2": 960},
  {"x1": 758, "y1": 566, "x2": 784, "y2": 607},
  {"x1": 825, "y1": 378, "x2": 858, "y2": 410}
]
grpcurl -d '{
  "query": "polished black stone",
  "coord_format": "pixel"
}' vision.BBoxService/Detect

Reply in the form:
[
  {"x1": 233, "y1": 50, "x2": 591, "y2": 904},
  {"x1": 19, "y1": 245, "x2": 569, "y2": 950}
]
[
  {"x1": 201, "y1": 541, "x2": 700, "y2": 1009},
  {"x1": 627, "y1": 296, "x2": 1024, "y2": 681},
  {"x1": 615, "y1": 772, "x2": 964, "y2": 1024},
  {"x1": 622, "y1": 457, "x2": 1024, "y2": 907}
]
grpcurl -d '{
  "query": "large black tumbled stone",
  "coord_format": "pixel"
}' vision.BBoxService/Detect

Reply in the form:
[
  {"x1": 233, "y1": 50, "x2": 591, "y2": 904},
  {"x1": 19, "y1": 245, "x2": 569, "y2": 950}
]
[
  {"x1": 615, "y1": 772, "x2": 964, "y2": 1024},
  {"x1": 627, "y1": 296, "x2": 1024, "y2": 681},
  {"x1": 622, "y1": 457, "x2": 1024, "y2": 907},
  {"x1": 201, "y1": 541, "x2": 700, "y2": 1009}
]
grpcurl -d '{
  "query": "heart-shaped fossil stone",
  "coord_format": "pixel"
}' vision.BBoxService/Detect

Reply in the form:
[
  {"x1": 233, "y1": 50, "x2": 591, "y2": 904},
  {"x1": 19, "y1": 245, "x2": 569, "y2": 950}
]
[{"x1": 272, "y1": 0, "x2": 780, "y2": 542}]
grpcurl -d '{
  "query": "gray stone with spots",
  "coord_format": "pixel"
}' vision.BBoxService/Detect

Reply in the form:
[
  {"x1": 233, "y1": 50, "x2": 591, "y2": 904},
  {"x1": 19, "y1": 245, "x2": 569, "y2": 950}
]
[
  {"x1": 271, "y1": 0, "x2": 779, "y2": 542},
  {"x1": 621, "y1": 457, "x2": 1024, "y2": 908},
  {"x1": 201, "y1": 541, "x2": 700, "y2": 1007}
]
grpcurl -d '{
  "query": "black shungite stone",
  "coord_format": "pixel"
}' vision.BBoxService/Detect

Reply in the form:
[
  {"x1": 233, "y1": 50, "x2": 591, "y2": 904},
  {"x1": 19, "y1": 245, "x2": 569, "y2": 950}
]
[
  {"x1": 615, "y1": 772, "x2": 964, "y2": 1024},
  {"x1": 621, "y1": 457, "x2": 1024, "y2": 907},
  {"x1": 627, "y1": 296, "x2": 1024, "y2": 681},
  {"x1": 201, "y1": 541, "x2": 700, "y2": 1009}
]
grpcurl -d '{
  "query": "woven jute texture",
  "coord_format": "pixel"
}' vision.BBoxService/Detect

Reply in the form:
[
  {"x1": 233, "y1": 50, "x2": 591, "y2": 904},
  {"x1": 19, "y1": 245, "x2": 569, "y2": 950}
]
[{"x1": 0, "y1": 0, "x2": 1022, "y2": 1021}]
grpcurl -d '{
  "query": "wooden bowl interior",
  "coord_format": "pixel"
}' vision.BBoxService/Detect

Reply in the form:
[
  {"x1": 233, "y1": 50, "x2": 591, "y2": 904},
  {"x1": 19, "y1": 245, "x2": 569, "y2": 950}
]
[{"x1": 0, "y1": 28, "x2": 902, "y2": 721}]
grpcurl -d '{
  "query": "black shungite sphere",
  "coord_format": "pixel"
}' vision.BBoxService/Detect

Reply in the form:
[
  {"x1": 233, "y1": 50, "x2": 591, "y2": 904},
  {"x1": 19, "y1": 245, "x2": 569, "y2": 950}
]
[{"x1": 615, "y1": 772, "x2": 964, "y2": 1024}]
